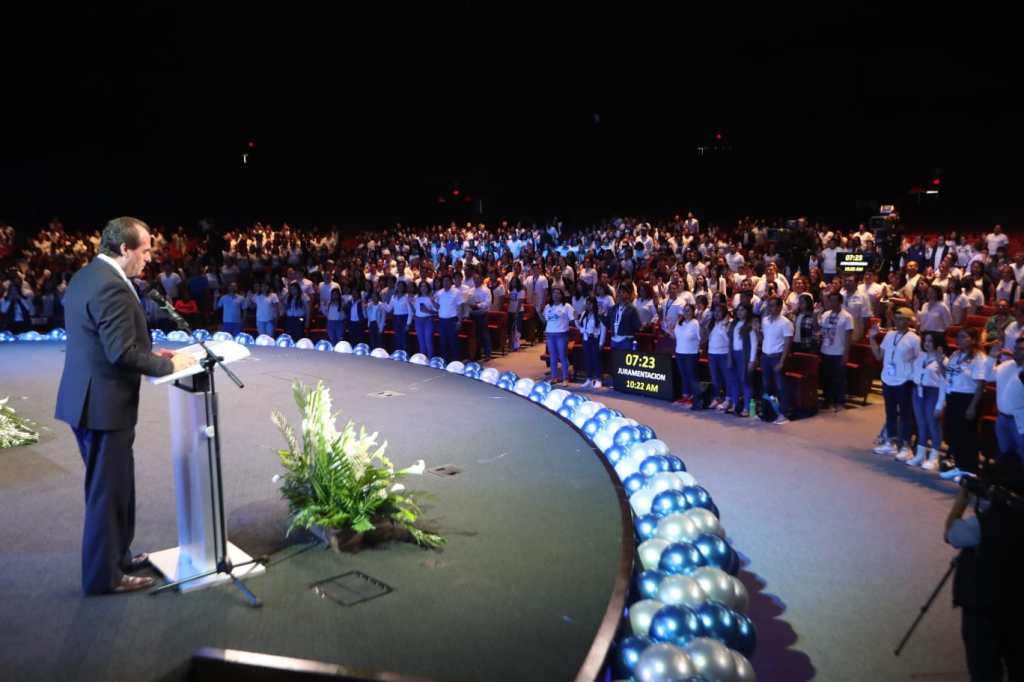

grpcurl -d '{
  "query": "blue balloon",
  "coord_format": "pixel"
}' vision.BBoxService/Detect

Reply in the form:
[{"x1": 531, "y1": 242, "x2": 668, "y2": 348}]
[
  {"x1": 47, "y1": 328, "x2": 67, "y2": 341},
  {"x1": 637, "y1": 424, "x2": 656, "y2": 441},
  {"x1": 605, "y1": 444, "x2": 627, "y2": 466},
  {"x1": 354, "y1": 343, "x2": 370, "y2": 353},
  {"x1": 634, "y1": 513, "x2": 659, "y2": 542},
  {"x1": 531, "y1": 381, "x2": 552, "y2": 396},
  {"x1": 696, "y1": 601, "x2": 739, "y2": 647},
  {"x1": 733, "y1": 612, "x2": 758, "y2": 657},
  {"x1": 651, "y1": 489, "x2": 688, "y2": 517},
  {"x1": 191, "y1": 329, "x2": 211, "y2": 341},
  {"x1": 593, "y1": 408, "x2": 613, "y2": 424},
  {"x1": 639, "y1": 455, "x2": 669, "y2": 477},
  {"x1": 610, "y1": 409, "x2": 623, "y2": 418},
  {"x1": 614, "y1": 635, "x2": 652, "y2": 677},
  {"x1": 636, "y1": 570, "x2": 665, "y2": 600},
  {"x1": 682, "y1": 486, "x2": 715, "y2": 513},
  {"x1": 17, "y1": 331, "x2": 43, "y2": 341},
  {"x1": 0, "y1": 331, "x2": 14, "y2": 343},
  {"x1": 694, "y1": 534, "x2": 738, "y2": 575},
  {"x1": 664, "y1": 454, "x2": 687, "y2": 472},
  {"x1": 658, "y1": 542, "x2": 707, "y2": 576},
  {"x1": 314, "y1": 340, "x2": 333, "y2": 352},
  {"x1": 353, "y1": 345, "x2": 369, "y2": 356},
  {"x1": 562, "y1": 394, "x2": 585, "y2": 411},
  {"x1": 557, "y1": 406, "x2": 575, "y2": 419},
  {"x1": 429, "y1": 356, "x2": 446, "y2": 368},
  {"x1": 391, "y1": 349, "x2": 409, "y2": 361},
  {"x1": 464, "y1": 362, "x2": 482, "y2": 374},
  {"x1": 276, "y1": 335, "x2": 295, "y2": 348},
  {"x1": 234, "y1": 332, "x2": 254, "y2": 345},
  {"x1": 614, "y1": 425, "x2": 642, "y2": 448},
  {"x1": 582, "y1": 418, "x2": 602, "y2": 438},
  {"x1": 464, "y1": 369, "x2": 481, "y2": 380},
  {"x1": 623, "y1": 473, "x2": 648, "y2": 495},
  {"x1": 497, "y1": 378, "x2": 514, "y2": 391},
  {"x1": 150, "y1": 329, "x2": 167, "y2": 343},
  {"x1": 649, "y1": 604, "x2": 705, "y2": 645},
  {"x1": 499, "y1": 371, "x2": 519, "y2": 384}
]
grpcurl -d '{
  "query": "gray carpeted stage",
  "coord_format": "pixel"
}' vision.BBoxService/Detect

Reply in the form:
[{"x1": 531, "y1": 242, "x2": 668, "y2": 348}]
[{"x1": 0, "y1": 345, "x2": 628, "y2": 682}]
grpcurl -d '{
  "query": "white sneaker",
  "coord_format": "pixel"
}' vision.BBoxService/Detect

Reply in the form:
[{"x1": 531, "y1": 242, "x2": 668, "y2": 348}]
[
  {"x1": 717, "y1": 400, "x2": 731, "y2": 412},
  {"x1": 906, "y1": 445, "x2": 927, "y2": 467},
  {"x1": 939, "y1": 467, "x2": 963, "y2": 481},
  {"x1": 921, "y1": 449, "x2": 941, "y2": 472},
  {"x1": 873, "y1": 442, "x2": 897, "y2": 456},
  {"x1": 581, "y1": 379, "x2": 593, "y2": 388},
  {"x1": 773, "y1": 415, "x2": 789, "y2": 425},
  {"x1": 593, "y1": 380, "x2": 602, "y2": 389},
  {"x1": 708, "y1": 399, "x2": 722, "y2": 410},
  {"x1": 895, "y1": 447, "x2": 914, "y2": 462}
]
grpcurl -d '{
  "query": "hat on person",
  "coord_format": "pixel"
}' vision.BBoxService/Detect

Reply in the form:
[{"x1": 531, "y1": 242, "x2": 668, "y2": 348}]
[{"x1": 895, "y1": 307, "x2": 914, "y2": 318}]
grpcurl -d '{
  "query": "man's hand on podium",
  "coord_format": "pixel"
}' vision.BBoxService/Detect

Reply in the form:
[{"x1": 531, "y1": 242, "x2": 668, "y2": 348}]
[{"x1": 170, "y1": 352, "x2": 198, "y2": 372}]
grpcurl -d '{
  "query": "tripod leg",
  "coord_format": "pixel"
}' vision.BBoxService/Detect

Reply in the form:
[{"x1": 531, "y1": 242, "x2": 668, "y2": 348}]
[
  {"x1": 894, "y1": 556, "x2": 958, "y2": 656},
  {"x1": 149, "y1": 565, "x2": 224, "y2": 596},
  {"x1": 230, "y1": 575, "x2": 262, "y2": 608}
]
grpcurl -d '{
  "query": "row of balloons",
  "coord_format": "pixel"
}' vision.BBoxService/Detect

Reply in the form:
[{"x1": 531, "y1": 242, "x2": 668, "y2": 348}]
[{"x1": 13, "y1": 328, "x2": 756, "y2": 681}]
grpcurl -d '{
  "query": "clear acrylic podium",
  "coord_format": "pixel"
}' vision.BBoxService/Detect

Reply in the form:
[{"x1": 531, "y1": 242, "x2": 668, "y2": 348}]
[{"x1": 147, "y1": 341, "x2": 265, "y2": 594}]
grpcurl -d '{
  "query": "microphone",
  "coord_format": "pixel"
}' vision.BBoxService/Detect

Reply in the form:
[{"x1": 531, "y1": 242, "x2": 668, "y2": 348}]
[{"x1": 147, "y1": 288, "x2": 190, "y2": 331}]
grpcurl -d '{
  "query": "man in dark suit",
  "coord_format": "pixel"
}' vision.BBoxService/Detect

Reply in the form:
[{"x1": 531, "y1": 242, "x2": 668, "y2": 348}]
[
  {"x1": 609, "y1": 285, "x2": 643, "y2": 350},
  {"x1": 55, "y1": 217, "x2": 196, "y2": 595}
]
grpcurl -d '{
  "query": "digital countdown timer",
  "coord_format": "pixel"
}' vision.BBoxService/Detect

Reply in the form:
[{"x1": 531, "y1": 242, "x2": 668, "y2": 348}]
[
  {"x1": 612, "y1": 350, "x2": 678, "y2": 401},
  {"x1": 839, "y1": 253, "x2": 868, "y2": 274}
]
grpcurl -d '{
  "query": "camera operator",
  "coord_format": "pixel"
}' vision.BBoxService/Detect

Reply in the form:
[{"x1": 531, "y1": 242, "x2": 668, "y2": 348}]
[{"x1": 945, "y1": 457, "x2": 1024, "y2": 681}]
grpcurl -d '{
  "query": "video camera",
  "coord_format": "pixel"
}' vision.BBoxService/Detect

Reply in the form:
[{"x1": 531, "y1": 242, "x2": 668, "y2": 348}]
[{"x1": 960, "y1": 472, "x2": 1024, "y2": 515}]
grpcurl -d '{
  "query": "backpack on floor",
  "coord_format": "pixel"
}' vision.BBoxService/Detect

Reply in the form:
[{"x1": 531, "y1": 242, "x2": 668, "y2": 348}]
[{"x1": 759, "y1": 394, "x2": 779, "y2": 422}]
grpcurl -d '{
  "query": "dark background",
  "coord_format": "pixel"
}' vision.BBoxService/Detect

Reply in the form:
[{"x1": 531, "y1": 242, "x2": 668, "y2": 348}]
[{"x1": 2, "y1": 3, "x2": 1021, "y2": 232}]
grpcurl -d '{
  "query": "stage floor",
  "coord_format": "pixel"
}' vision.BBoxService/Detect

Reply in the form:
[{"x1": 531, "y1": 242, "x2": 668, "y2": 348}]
[{"x1": 0, "y1": 345, "x2": 627, "y2": 682}]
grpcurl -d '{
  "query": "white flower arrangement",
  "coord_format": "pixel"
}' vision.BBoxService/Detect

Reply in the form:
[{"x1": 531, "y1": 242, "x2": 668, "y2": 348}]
[{"x1": 0, "y1": 397, "x2": 39, "y2": 449}]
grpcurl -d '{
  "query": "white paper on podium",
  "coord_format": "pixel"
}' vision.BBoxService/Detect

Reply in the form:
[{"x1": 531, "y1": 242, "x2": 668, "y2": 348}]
[{"x1": 148, "y1": 340, "x2": 251, "y2": 385}]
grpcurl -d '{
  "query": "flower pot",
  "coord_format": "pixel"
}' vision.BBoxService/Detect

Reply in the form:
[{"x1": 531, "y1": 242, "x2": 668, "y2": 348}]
[{"x1": 310, "y1": 524, "x2": 365, "y2": 554}]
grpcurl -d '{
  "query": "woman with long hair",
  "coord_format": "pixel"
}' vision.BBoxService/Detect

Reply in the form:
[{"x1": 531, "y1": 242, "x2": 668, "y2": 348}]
[
  {"x1": 283, "y1": 280, "x2": 310, "y2": 340},
  {"x1": 727, "y1": 302, "x2": 758, "y2": 417},
  {"x1": 543, "y1": 287, "x2": 575, "y2": 385},
  {"x1": 325, "y1": 287, "x2": 345, "y2": 344},
  {"x1": 936, "y1": 327, "x2": 988, "y2": 481},
  {"x1": 907, "y1": 331, "x2": 946, "y2": 470},
  {"x1": 706, "y1": 302, "x2": 732, "y2": 411},
  {"x1": 389, "y1": 280, "x2": 414, "y2": 352},
  {"x1": 792, "y1": 293, "x2": 820, "y2": 353},
  {"x1": 414, "y1": 279, "x2": 438, "y2": 358},
  {"x1": 578, "y1": 295, "x2": 607, "y2": 388},
  {"x1": 507, "y1": 275, "x2": 525, "y2": 350},
  {"x1": 674, "y1": 303, "x2": 703, "y2": 409}
]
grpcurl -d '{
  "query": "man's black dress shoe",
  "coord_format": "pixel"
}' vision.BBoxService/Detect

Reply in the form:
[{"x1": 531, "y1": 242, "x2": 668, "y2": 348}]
[{"x1": 123, "y1": 552, "x2": 150, "y2": 573}]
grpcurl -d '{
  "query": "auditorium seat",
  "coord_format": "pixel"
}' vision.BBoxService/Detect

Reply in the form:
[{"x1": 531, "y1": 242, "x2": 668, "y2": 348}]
[
  {"x1": 964, "y1": 315, "x2": 989, "y2": 330},
  {"x1": 847, "y1": 343, "x2": 879, "y2": 405},
  {"x1": 979, "y1": 305, "x2": 998, "y2": 316},
  {"x1": 784, "y1": 352, "x2": 820, "y2": 417},
  {"x1": 487, "y1": 310, "x2": 509, "y2": 355}
]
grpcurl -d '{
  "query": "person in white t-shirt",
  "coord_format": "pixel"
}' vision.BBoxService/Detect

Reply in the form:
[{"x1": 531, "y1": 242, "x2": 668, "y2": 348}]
[
  {"x1": 674, "y1": 303, "x2": 703, "y2": 409},
  {"x1": 706, "y1": 303, "x2": 732, "y2": 410},
  {"x1": 985, "y1": 224, "x2": 1009, "y2": 257},
  {"x1": 543, "y1": 287, "x2": 575, "y2": 384},
  {"x1": 908, "y1": 331, "x2": 947, "y2": 469},
  {"x1": 248, "y1": 281, "x2": 279, "y2": 337},
  {"x1": 916, "y1": 284, "x2": 953, "y2": 334},
  {"x1": 869, "y1": 307, "x2": 921, "y2": 458},
  {"x1": 758, "y1": 297, "x2": 794, "y2": 424},
  {"x1": 819, "y1": 291, "x2": 855, "y2": 413},
  {"x1": 936, "y1": 327, "x2": 988, "y2": 481},
  {"x1": 986, "y1": 334, "x2": 1024, "y2": 461}
]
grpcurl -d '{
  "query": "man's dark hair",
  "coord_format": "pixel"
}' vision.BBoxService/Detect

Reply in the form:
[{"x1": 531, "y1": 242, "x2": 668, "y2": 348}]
[{"x1": 99, "y1": 217, "x2": 148, "y2": 258}]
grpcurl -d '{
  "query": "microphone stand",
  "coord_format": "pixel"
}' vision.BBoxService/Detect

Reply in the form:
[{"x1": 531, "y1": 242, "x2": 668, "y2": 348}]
[{"x1": 147, "y1": 291, "x2": 265, "y2": 607}]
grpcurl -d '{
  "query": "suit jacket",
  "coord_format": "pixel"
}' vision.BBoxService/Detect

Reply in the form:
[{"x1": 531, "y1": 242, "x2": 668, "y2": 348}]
[
  {"x1": 610, "y1": 303, "x2": 643, "y2": 337},
  {"x1": 55, "y1": 258, "x2": 174, "y2": 431}
]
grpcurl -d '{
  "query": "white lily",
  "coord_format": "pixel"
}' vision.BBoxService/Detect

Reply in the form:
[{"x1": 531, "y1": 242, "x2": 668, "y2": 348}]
[
  {"x1": 398, "y1": 459, "x2": 426, "y2": 475},
  {"x1": 389, "y1": 483, "x2": 406, "y2": 494}
]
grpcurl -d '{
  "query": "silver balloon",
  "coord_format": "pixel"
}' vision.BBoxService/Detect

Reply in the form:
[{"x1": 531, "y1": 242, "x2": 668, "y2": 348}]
[
  {"x1": 730, "y1": 575, "x2": 750, "y2": 613},
  {"x1": 634, "y1": 643, "x2": 696, "y2": 682},
  {"x1": 631, "y1": 487, "x2": 659, "y2": 518},
  {"x1": 683, "y1": 637, "x2": 737, "y2": 682},
  {"x1": 691, "y1": 567, "x2": 736, "y2": 605},
  {"x1": 645, "y1": 438, "x2": 670, "y2": 455},
  {"x1": 657, "y1": 574, "x2": 708, "y2": 609},
  {"x1": 648, "y1": 472, "x2": 686, "y2": 494},
  {"x1": 675, "y1": 471, "x2": 698, "y2": 487},
  {"x1": 628, "y1": 598, "x2": 665, "y2": 636},
  {"x1": 683, "y1": 507, "x2": 725, "y2": 538},
  {"x1": 731, "y1": 650, "x2": 756, "y2": 681},
  {"x1": 655, "y1": 512, "x2": 701, "y2": 544},
  {"x1": 638, "y1": 538, "x2": 669, "y2": 571}
]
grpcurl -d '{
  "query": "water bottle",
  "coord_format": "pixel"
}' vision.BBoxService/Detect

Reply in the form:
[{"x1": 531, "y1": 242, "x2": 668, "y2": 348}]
[{"x1": 748, "y1": 398, "x2": 757, "y2": 418}]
